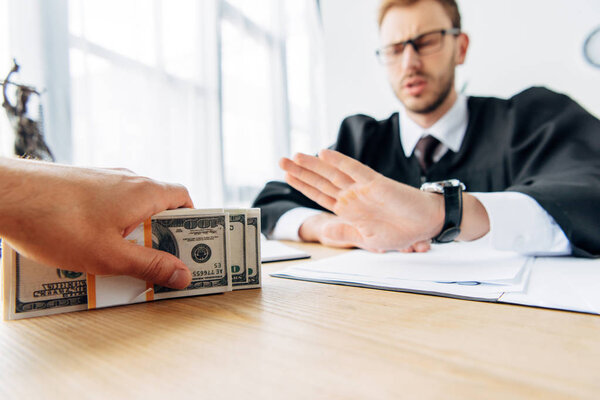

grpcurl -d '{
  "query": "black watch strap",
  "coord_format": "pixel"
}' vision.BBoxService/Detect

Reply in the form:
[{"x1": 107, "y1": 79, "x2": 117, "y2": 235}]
[{"x1": 432, "y1": 185, "x2": 463, "y2": 243}]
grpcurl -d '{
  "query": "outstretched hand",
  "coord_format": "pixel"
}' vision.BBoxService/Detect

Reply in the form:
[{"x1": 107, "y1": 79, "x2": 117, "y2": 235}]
[
  {"x1": 298, "y1": 212, "x2": 431, "y2": 253},
  {"x1": 280, "y1": 149, "x2": 443, "y2": 252},
  {"x1": 0, "y1": 158, "x2": 194, "y2": 289}
]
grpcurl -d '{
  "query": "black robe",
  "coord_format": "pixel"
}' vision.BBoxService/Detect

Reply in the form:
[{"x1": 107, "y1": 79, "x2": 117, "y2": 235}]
[{"x1": 252, "y1": 87, "x2": 600, "y2": 257}]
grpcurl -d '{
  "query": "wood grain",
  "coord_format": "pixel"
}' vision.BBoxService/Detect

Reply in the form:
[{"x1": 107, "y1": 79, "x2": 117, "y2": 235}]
[{"x1": 1, "y1": 241, "x2": 599, "y2": 399}]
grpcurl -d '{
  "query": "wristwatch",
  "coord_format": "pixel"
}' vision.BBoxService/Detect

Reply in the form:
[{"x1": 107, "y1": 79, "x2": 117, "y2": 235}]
[{"x1": 420, "y1": 179, "x2": 466, "y2": 243}]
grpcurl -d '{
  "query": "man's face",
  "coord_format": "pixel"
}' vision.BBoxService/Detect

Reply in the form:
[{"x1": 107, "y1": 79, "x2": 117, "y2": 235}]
[{"x1": 379, "y1": 1, "x2": 467, "y2": 114}]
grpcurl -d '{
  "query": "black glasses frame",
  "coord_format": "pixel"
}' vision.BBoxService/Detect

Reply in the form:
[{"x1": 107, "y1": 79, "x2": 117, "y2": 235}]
[{"x1": 375, "y1": 28, "x2": 461, "y2": 64}]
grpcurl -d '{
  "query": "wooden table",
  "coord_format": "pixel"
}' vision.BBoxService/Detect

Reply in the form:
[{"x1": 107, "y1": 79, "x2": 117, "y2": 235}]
[{"x1": 1, "y1": 241, "x2": 599, "y2": 399}]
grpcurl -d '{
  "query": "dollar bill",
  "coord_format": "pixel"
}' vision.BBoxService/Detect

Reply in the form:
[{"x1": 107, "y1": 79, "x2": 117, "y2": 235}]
[
  {"x1": 226, "y1": 209, "x2": 248, "y2": 288},
  {"x1": 236, "y1": 208, "x2": 261, "y2": 290},
  {"x1": 150, "y1": 210, "x2": 232, "y2": 300},
  {"x1": 1, "y1": 241, "x2": 88, "y2": 320}
]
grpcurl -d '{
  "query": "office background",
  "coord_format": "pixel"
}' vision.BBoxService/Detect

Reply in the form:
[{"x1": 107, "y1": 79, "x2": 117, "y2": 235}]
[{"x1": 0, "y1": 0, "x2": 598, "y2": 208}]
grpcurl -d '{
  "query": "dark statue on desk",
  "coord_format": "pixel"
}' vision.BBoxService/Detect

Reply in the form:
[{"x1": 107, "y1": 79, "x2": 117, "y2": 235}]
[{"x1": 1, "y1": 59, "x2": 55, "y2": 161}]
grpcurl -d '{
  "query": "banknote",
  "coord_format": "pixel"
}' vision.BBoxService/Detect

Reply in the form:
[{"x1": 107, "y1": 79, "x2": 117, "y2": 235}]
[
  {"x1": 150, "y1": 210, "x2": 232, "y2": 300},
  {"x1": 226, "y1": 209, "x2": 248, "y2": 288},
  {"x1": 236, "y1": 208, "x2": 261, "y2": 289},
  {"x1": 1, "y1": 241, "x2": 88, "y2": 320}
]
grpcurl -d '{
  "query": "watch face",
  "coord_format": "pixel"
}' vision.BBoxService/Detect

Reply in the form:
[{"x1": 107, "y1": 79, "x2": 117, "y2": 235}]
[
  {"x1": 439, "y1": 179, "x2": 465, "y2": 189},
  {"x1": 420, "y1": 179, "x2": 466, "y2": 193}
]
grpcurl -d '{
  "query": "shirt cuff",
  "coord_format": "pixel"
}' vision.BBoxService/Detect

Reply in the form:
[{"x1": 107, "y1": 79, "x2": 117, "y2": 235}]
[
  {"x1": 270, "y1": 207, "x2": 324, "y2": 241},
  {"x1": 469, "y1": 191, "x2": 572, "y2": 256}
]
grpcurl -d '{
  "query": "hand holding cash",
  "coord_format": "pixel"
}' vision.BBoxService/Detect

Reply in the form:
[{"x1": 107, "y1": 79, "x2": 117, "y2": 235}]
[
  {"x1": 0, "y1": 157, "x2": 194, "y2": 289},
  {"x1": 0, "y1": 158, "x2": 262, "y2": 320}
]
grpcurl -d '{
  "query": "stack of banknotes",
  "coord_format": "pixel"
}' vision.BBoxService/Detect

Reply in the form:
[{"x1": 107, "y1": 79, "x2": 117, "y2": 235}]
[{"x1": 1, "y1": 208, "x2": 261, "y2": 320}]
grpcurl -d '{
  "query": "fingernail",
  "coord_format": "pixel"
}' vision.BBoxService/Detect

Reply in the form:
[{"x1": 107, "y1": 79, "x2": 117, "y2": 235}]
[{"x1": 166, "y1": 268, "x2": 191, "y2": 289}]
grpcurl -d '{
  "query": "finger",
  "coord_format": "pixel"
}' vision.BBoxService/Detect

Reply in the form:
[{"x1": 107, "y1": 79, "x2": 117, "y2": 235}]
[
  {"x1": 158, "y1": 183, "x2": 195, "y2": 211},
  {"x1": 293, "y1": 153, "x2": 355, "y2": 189},
  {"x1": 279, "y1": 157, "x2": 295, "y2": 170},
  {"x1": 322, "y1": 221, "x2": 363, "y2": 247},
  {"x1": 121, "y1": 183, "x2": 194, "y2": 238},
  {"x1": 285, "y1": 173, "x2": 337, "y2": 211},
  {"x1": 280, "y1": 157, "x2": 341, "y2": 198},
  {"x1": 397, "y1": 241, "x2": 430, "y2": 253},
  {"x1": 108, "y1": 239, "x2": 192, "y2": 289},
  {"x1": 318, "y1": 149, "x2": 379, "y2": 184},
  {"x1": 320, "y1": 240, "x2": 356, "y2": 249},
  {"x1": 357, "y1": 245, "x2": 386, "y2": 253},
  {"x1": 413, "y1": 241, "x2": 431, "y2": 253}
]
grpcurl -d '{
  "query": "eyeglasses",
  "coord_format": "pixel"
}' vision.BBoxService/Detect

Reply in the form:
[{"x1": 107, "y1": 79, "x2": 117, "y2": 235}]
[{"x1": 375, "y1": 28, "x2": 461, "y2": 65}]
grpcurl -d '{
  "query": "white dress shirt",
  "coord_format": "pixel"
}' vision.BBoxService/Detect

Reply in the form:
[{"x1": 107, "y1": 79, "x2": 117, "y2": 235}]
[{"x1": 272, "y1": 95, "x2": 571, "y2": 255}]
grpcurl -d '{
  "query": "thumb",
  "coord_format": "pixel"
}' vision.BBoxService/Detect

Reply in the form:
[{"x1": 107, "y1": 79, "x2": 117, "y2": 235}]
[
  {"x1": 323, "y1": 221, "x2": 363, "y2": 247},
  {"x1": 112, "y1": 240, "x2": 192, "y2": 289},
  {"x1": 412, "y1": 240, "x2": 431, "y2": 253}
]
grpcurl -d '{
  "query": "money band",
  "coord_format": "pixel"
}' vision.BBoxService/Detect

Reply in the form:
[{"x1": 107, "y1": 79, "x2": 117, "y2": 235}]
[
  {"x1": 87, "y1": 273, "x2": 96, "y2": 309},
  {"x1": 87, "y1": 219, "x2": 155, "y2": 309}
]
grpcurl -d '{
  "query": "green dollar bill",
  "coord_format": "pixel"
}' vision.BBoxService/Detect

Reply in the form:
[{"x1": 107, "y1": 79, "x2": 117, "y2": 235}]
[
  {"x1": 151, "y1": 211, "x2": 232, "y2": 299},
  {"x1": 2, "y1": 241, "x2": 88, "y2": 320},
  {"x1": 226, "y1": 209, "x2": 248, "y2": 287},
  {"x1": 236, "y1": 208, "x2": 262, "y2": 290}
]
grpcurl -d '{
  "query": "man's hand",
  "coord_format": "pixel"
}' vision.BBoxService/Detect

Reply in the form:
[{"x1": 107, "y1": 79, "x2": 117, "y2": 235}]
[
  {"x1": 299, "y1": 212, "x2": 431, "y2": 253},
  {"x1": 299, "y1": 212, "x2": 363, "y2": 249},
  {"x1": 0, "y1": 157, "x2": 194, "y2": 289},
  {"x1": 281, "y1": 149, "x2": 490, "y2": 252},
  {"x1": 280, "y1": 149, "x2": 444, "y2": 252}
]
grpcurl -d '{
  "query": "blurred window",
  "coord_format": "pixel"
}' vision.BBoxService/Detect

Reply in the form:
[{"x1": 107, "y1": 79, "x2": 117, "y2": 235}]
[{"x1": 64, "y1": 0, "x2": 325, "y2": 207}]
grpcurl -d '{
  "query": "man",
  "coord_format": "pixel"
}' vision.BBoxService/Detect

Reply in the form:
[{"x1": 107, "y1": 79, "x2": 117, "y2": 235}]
[
  {"x1": 253, "y1": 0, "x2": 600, "y2": 257},
  {"x1": 0, "y1": 156, "x2": 194, "y2": 288}
]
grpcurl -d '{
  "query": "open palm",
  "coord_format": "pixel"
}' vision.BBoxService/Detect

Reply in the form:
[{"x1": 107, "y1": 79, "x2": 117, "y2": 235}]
[{"x1": 280, "y1": 149, "x2": 441, "y2": 252}]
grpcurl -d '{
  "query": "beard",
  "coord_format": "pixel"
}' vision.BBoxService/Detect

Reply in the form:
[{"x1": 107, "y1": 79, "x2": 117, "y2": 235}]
[{"x1": 396, "y1": 62, "x2": 456, "y2": 115}]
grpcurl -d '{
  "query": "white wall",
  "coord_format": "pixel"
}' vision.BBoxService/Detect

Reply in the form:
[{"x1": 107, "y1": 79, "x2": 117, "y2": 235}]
[{"x1": 321, "y1": 0, "x2": 600, "y2": 142}]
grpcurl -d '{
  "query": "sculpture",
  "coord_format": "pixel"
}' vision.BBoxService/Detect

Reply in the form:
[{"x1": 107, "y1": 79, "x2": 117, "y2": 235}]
[{"x1": 1, "y1": 59, "x2": 55, "y2": 161}]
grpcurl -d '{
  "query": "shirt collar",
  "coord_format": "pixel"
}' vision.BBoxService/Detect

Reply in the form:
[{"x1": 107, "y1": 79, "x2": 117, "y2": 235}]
[{"x1": 399, "y1": 94, "x2": 469, "y2": 158}]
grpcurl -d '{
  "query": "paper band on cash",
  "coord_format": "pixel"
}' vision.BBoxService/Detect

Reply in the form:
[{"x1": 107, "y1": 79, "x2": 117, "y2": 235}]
[
  {"x1": 88, "y1": 209, "x2": 234, "y2": 309},
  {"x1": 87, "y1": 218, "x2": 155, "y2": 309},
  {"x1": 2, "y1": 208, "x2": 261, "y2": 320}
]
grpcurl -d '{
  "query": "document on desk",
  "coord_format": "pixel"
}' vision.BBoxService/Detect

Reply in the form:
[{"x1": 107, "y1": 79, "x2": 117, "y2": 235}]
[
  {"x1": 499, "y1": 256, "x2": 600, "y2": 314},
  {"x1": 272, "y1": 241, "x2": 531, "y2": 301},
  {"x1": 261, "y1": 238, "x2": 310, "y2": 263}
]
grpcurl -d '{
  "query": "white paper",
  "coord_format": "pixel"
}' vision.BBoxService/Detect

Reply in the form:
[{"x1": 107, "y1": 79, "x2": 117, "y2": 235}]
[
  {"x1": 261, "y1": 239, "x2": 310, "y2": 263},
  {"x1": 500, "y1": 256, "x2": 600, "y2": 314},
  {"x1": 276, "y1": 262, "x2": 532, "y2": 301},
  {"x1": 93, "y1": 275, "x2": 149, "y2": 308},
  {"x1": 277, "y1": 241, "x2": 528, "y2": 283},
  {"x1": 272, "y1": 241, "x2": 600, "y2": 314},
  {"x1": 271, "y1": 240, "x2": 531, "y2": 300}
]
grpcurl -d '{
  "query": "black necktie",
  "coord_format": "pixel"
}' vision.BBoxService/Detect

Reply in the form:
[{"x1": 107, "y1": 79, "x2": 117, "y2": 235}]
[{"x1": 414, "y1": 135, "x2": 440, "y2": 173}]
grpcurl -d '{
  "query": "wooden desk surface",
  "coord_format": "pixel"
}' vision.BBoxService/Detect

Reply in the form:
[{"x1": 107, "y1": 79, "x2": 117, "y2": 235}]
[{"x1": 1, "y1": 242, "x2": 599, "y2": 399}]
